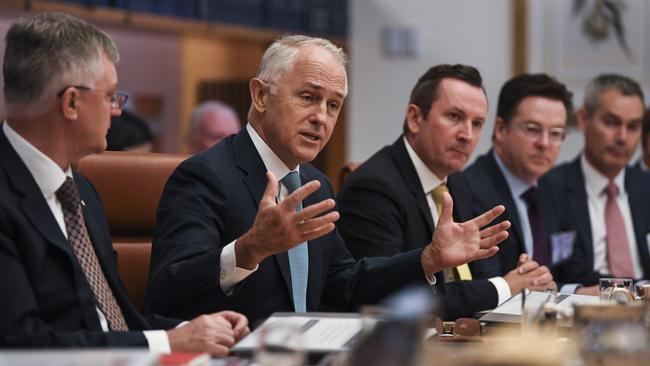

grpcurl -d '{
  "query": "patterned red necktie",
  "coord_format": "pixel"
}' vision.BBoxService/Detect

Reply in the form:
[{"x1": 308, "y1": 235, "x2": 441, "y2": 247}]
[
  {"x1": 56, "y1": 177, "x2": 129, "y2": 331},
  {"x1": 604, "y1": 182, "x2": 635, "y2": 278}
]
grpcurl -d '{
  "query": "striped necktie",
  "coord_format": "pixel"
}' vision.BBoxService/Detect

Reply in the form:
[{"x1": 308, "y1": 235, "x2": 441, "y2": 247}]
[{"x1": 56, "y1": 177, "x2": 129, "y2": 331}]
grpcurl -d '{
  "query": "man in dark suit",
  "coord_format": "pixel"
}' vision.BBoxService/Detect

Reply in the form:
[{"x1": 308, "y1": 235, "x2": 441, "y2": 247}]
[
  {"x1": 0, "y1": 12, "x2": 248, "y2": 354},
  {"x1": 337, "y1": 67, "x2": 555, "y2": 319},
  {"x1": 543, "y1": 74, "x2": 650, "y2": 294},
  {"x1": 633, "y1": 108, "x2": 650, "y2": 172},
  {"x1": 461, "y1": 74, "x2": 577, "y2": 290},
  {"x1": 149, "y1": 36, "x2": 510, "y2": 324}
]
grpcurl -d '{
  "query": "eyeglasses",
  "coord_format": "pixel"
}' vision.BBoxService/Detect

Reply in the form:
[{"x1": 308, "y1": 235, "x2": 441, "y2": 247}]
[
  {"x1": 515, "y1": 122, "x2": 566, "y2": 144},
  {"x1": 56, "y1": 85, "x2": 128, "y2": 110},
  {"x1": 434, "y1": 317, "x2": 483, "y2": 337}
]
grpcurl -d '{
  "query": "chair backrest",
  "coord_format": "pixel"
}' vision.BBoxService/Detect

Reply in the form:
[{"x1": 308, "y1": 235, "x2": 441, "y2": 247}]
[
  {"x1": 339, "y1": 161, "x2": 360, "y2": 188},
  {"x1": 75, "y1": 151, "x2": 188, "y2": 311}
]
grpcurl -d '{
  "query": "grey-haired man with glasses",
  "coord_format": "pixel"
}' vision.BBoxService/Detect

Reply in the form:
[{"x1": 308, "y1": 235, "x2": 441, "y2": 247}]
[
  {"x1": 461, "y1": 73, "x2": 575, "y2": 291},
  {"x1": 0, "y1": 12, "x2": 249, "y2": 354}
]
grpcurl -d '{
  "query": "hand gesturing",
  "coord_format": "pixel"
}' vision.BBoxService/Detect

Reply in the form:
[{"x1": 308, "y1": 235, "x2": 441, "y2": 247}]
[
  {"x1": 421, "y1": 191, "x2": 510, "y2": 274},
  {"x1": 235, "y1": 172, "x2": 340, "y2": 269}
]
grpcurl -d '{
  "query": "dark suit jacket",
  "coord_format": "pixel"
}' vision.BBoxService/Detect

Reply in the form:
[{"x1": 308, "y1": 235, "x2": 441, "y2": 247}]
[
  {"x1": 460, "y1": 151, "x2": 576, "y2": 282},
  {"x1": 337, "y1": 137, "x2": 498, "y2": 320},
  {"x1": 0, "y1": 128, "x2": 162, "y2": 348},
  {"x1": 148, "y1": 128, "x2": 426, "y2": 324},
  {"x1": 542, "y1": 157, "x2": 650, "y2": 285}
]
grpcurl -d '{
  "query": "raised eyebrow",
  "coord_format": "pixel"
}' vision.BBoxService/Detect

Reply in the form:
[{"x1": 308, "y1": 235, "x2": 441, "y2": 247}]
[{"x1": 304, "y1": 82, "x2": 345, "y2": 100}]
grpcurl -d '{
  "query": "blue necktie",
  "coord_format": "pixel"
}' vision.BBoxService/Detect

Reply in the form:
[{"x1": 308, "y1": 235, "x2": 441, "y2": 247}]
[{"x1": 281, "y1": 171, "x2": 309, "y2": 312}]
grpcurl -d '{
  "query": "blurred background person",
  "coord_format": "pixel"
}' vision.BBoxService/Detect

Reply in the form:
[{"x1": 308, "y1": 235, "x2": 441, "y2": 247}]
[
  {"x1": 186, "y1": 101, "x2": 241, "y2": 154},
  {"x1": 107, "y1": 109, "x2": 154, "y2": 152}
]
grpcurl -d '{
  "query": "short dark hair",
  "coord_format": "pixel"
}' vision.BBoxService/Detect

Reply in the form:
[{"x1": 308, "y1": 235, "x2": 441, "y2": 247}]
[
  {"x1": 643, "y1": 108, "x2": 650, "y2": 150},
  {"x1": 496, "y1": 73, "x2": 573, "y2": 124},
  {"x1": 403, "y1": 64, "x2": 485, "y2": 134}
]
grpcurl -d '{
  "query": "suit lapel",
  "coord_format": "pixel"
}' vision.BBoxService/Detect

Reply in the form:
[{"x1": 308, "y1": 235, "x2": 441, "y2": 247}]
[
  {"x1": 391, "y1": 137, "x2": 434, "y2": 233},
  {"x1": 301, "y1": 169, "x2": 323, "y2": 311},
  {"x1": 232, "y1": 129, "x2": 293, "y2": 299},
  {"x1": 482, "y1": 152, "x2": 525, "y2": 249},
  {"x1": 625, "y1": 167, "x2": 650, "y2": 277},
  {"x1": 0, "y1": 130, "x2": 74, "y2": 258},
  {"x1": 0, "y1": 129, "x2": 102, "y2": 330},
  {"x1": 567, "y1": 158, "x2": 593, "y2": 260}
]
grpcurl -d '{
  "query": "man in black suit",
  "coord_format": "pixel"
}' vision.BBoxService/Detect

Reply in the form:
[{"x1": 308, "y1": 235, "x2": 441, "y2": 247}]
[
  {"x1": 149, "y1": 36, "x2": 510, "y2": 324},
  {"x1": 461, "y1": 74, "x2": 576, "y2": 289},
  {"x1": 0, "y1": 12, "x2": 248, "y2": 354},
  {"x1": 634, "y1": 108, "x2": 650, "y2": 172},
  {"x1": 337, "y1": 67, "x2": 555, "y2": 319},
  {"x1": 544, "y1": 74, "x2": 650, "y2": 294}
]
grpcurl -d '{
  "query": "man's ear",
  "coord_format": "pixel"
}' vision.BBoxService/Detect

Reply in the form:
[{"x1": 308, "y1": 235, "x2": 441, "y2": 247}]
[
  {"x1": 60, "y1": 88, "x2": 80, "y2": 120},
  {"x1": 249, "y1": 78, "x2": 268, "y2": 113},
  {"x1": 405, "y1": 104, "x2": 423, "y2": 135},
  {"x1": 576, "y1": 107, "x2": 588, "y2": 132},
  {"x1": 494, "y1": 117, "x2": 507, "y2": 142}
]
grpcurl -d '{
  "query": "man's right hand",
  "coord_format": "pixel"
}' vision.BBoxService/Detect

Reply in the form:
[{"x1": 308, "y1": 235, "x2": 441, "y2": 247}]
[
  {"x1": 235, "y1": 172, "x2": 340, "y2": 269},
  {"x1": 504, "y1": 254, "x2": 556, "y2": 293},
  {"x1": 167, "y1": 311, "x2": 250, "y2": 356}
]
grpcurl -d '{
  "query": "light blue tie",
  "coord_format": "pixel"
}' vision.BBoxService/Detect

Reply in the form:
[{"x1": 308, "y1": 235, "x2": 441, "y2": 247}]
[{"x1": 281, "y1": 171, "x2": 309, "y2": 312}]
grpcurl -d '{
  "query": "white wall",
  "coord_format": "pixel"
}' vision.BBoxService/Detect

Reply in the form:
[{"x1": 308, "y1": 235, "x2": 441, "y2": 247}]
[
  {"x1": 348, "y1": 0, "x2": 512, "y2": 164},
  {"x1": 527, "y1": 0, "x2": 649, "y2": 164}
]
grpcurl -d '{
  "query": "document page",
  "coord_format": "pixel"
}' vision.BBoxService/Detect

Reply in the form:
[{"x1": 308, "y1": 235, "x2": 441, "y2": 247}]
[
  {"x1": 480, "y1": 291, "x2": 599, "y2": 323},
  {"x1": 232, "y1": 313, "x2": 367, "y2": 353}
]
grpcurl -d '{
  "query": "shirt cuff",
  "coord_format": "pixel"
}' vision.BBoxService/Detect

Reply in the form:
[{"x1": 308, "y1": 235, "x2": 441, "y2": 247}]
[
  {"x1": 560, "y1": 283, "x2": 580, "y2": 294},
  {"x1": 144, "y1": 330, "x2": 171, "y2": 354},
  {"x1": 488, "y1": 276, "x2": 512, "y2": 306},
  {"x1": 220, "y1": 240, "x2": 258, "y2": 292}
]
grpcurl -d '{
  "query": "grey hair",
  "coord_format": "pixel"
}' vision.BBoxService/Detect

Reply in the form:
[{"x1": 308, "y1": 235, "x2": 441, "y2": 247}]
[
  {"x1": 189, "y1": 100, "x2": 239, "y2": 132},
  {"x1": 256, "y1": 34, "x2": 349, "y2": 95},
  {"x1": 3, "y1": 12, "x2": 119, "y2": 106},
  {"x1": 583, "y1": 73, "x2": 644, "y2": 117}
]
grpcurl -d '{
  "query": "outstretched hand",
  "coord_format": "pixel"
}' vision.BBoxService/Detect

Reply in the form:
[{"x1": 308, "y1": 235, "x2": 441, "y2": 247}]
[
  {"x1": 236, "y1": 172, "x2": 339, "y2": 269},
  {"x1": 421, "y1": 191, "x2": 510, "y2": 274}
]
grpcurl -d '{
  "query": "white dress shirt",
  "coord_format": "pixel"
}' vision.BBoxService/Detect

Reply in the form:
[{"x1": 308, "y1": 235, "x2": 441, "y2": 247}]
[
  {"x1": 3, "y1": 122, "x2": 170, "y2": 353},
  {"x1": 581, "y1": 154, "x2": 642, "y2": 278},
  {"x1": 403, "y1": 138, "x2": 511, "y2": 305}
]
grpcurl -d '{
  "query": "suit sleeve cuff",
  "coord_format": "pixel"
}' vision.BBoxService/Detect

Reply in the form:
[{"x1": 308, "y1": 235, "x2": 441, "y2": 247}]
[
  {"x1": 220, "y1": 240, "x2": 258, "y2": 292},
  {"x1": 144, "y1": 330, "x2": 171, "y2": 354},
  {"x1": 560, "y1": 283, "x2": 580, "y2": 294},
  {"x1": 488, "y1": 276, "x2": 512, "y2": 305},
  {"x1": 424, "y1": 272, "x2": 437, "y2": 286}
]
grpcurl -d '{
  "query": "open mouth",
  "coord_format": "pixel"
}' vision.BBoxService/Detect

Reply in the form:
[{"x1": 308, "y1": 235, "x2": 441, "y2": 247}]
[{"x1": 300, "y1": 132, "x2": 321, "y2": 141}]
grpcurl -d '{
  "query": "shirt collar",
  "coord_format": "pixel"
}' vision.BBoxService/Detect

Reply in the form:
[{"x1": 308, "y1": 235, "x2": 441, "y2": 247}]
[
  {"x1": 641, "y1": 159, "x2": 649, "y2": 172},
  {"x1": 581, "y1": 153, "x2": 626, "y2": 197},
  {"x1": 493, "y1": 150, "x2": 533, "y2": 198},
  {"x1": 3, "y1": 122, "x2": 72, "y2": 198},
  {"x1": 403, "y1": 136, "x2": 443, "y2": 193},
  {"x1": 246, "y1": 123, "x2": 297, "y2": 181}
]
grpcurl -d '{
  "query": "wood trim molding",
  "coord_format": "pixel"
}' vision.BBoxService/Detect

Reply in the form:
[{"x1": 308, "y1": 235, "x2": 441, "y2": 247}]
[{"x1": 512, "y1": 0, "x2": 528, "y2": 76}]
